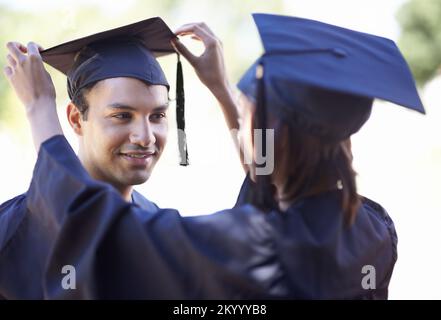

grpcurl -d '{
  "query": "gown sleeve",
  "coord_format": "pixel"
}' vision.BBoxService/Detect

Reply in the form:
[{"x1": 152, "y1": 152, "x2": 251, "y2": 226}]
[
  {"x1": 28, "y1": 135, "x2": 268, "y2": 299},
  {"x1": 234, "y1": 173, "x2": 256, "y2": 207}
]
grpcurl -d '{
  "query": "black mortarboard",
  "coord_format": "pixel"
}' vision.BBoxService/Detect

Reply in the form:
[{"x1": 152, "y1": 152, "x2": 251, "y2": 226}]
[
  {"x1": 238, "y1": 13, "x2": 425, "y2": 143},
  {"x1": 237, "y1": 13, "x2": 425, "y2": 210},
  {"x1": 41, "y1": 17, "x2": 189, "y2": 165}
]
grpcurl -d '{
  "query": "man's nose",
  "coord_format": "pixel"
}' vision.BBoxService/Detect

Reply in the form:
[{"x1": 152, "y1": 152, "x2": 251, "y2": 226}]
[{"x1": 129, "y1": 119, "x2": 156, "y2": 147}]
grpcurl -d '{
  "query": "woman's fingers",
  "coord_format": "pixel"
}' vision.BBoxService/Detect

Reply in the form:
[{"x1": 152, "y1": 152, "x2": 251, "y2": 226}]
[
  {"x1": 6, "y1": 42, "x2": 26, "y2": 62},
  {"x1": 175, "y1": 31, "x2": 202, "y2": 41},
  {"x1": 174, "y1": 23, "x2": 196, "y2": 35},
  {"x1": 3, "y1": 39, "x2": 56, "y2": 111},
  {"x1": 6, "y1": 41, "x2": 42, "y2": 64},
  {"x1": 175, "y1": 23, "x2": 217, "y2": 48},
  {"x1": 3, "y1": 66, "x2": 13, "y2": 78},
  {"x1": 172, "y1": 22, "x2": 228, "y2": 94},
  {"x1": 6, "y1": 54, "x2": 16, "y2": 67},
  {"x1": 27, "y1": 42, "x2": 42, "y2": 59},
  {"x1": 171, "y1": 38, "x2": 197, "y2": 66},
  {"x1": 13, "y1": 42, "x2": 28, "y2": 53},
  {"x1": 175, "y1": 22, "x2": 215, "y2": 37},
  {"x1": 35, "y1": 43, "x2": 44, "y2": 51},
  {"x1": 197, "y1": 22, "x2": 216, "y2": 37}
]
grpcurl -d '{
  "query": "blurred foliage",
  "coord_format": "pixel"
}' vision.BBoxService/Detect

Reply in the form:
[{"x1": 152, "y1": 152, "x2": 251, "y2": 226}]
[
  {"x1": 0, "y1": 0, "x2": 284, "y2": 127},
  {"x1": 0, "y1": 2, "x2": 107, "y2": 128},
  {"x1": 0, "y1": 5, "x2": 22, "y2": 123},
  {"x1": 397, "y1": 0, "x2": 441, "y2": 86}
]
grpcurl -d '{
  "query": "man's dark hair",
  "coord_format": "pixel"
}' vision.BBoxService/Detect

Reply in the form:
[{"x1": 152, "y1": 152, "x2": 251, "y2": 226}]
[{"x1": 71, "y1": 81, "x2": 98, "y2": 121}]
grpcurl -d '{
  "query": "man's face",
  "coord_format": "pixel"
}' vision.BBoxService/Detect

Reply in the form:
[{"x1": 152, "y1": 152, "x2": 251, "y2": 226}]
[{"x1": 75, "y1": 77, "x2": 168, "y2": 189}]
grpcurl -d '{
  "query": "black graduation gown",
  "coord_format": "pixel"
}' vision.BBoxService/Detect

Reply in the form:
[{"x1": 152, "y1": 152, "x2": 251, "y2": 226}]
[
  {"x1": 30, "y1": 135, "x2": 397, "y2": 299},
  {"x1": 0, "y1": 158, "x2": 159, "y2": 300}
]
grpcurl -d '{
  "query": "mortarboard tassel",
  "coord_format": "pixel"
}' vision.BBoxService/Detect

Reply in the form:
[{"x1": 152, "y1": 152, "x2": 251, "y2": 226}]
[
  {"x1": 176, "y1": 54, "x2": 189, "y2": 166},
  {"x1": 254, "y1": 62, "x2": 273, "y2": 211}
]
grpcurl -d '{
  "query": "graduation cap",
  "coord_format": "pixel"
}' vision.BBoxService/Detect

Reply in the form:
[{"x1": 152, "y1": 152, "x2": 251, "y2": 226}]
[
  {"x1": 237, "y1": 13, "x2": 425, "y2": 210},
  {"x1": 238, "y1": 13, "x2": 425, "y2": 144},
  {"x1": 41, "y1": 17, "x2": 189, "y2": 165}
]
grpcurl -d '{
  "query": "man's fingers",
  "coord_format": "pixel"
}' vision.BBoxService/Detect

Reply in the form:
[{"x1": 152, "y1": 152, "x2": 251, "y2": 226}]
[{"x1": 171, "y1": 39, "x2": 197, "y2": 66}]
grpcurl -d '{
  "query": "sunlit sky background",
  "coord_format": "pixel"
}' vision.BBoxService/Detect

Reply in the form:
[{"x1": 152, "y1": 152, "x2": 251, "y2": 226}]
[{"x1": 0, "y1": 0, "x2": 440, "y2": 299}]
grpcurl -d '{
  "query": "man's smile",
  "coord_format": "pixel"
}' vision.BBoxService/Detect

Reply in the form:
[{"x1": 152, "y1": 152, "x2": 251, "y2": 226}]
[{"x1": 119, "y1": 151, "x2": 156, "y2": 166}]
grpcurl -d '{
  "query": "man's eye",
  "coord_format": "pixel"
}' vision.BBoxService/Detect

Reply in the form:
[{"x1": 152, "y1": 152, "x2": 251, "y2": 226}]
[
  {"x1": 151, "y1": 113, "x2": 166, "y2": 120},
  {"x1": 113, "y1": 113, "x2": 132, "y2": 120}
]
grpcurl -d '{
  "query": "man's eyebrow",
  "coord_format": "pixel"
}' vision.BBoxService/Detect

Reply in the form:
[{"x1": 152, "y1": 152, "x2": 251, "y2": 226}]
[
  {"x1": 107, "y1": 102, "x2": 169, "y2": 111},
  {"x1": 153, "y1": 103, "x2": 169, "y2": 112},
  {"x1": 107, "y1": 103, "x2": 136, "y2": 110}
]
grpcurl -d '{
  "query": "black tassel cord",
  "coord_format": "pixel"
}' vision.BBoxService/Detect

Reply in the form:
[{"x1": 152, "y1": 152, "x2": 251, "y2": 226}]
[
  {"x1": 176, "y1": 55, "x2": 189, "y2": 166},
  {"x1": 254, "y1": 62, "x2": 273, "y2": 211}
]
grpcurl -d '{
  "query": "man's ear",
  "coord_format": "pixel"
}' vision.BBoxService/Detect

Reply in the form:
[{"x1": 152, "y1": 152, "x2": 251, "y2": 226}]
[{"x1": 67, "y1": 102, "x2": 84, "y2": 136}]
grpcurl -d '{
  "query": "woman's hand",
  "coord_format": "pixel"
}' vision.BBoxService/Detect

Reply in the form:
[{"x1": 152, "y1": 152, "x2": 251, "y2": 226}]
[
  {"x1": 3, "y1": 41, "x2": 62, "y2": 151},
  {"x1": 3, "y1": 41, "x2": 56, "y2": 114},
  {"x1": 172, "y1": 22, "x2": 230, "y2": 98},
  {"x1": 173, "y1": 23, "x2": 245, "y2": 171}
]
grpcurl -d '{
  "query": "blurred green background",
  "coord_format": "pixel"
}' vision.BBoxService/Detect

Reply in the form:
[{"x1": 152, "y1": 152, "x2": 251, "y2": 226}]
[{"x1": 398, "y1": 0, "x2": 441, "y2": 86}]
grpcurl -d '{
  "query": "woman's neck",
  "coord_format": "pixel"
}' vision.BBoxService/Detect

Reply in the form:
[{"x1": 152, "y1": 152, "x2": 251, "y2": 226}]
[{"x1": 274, "y1": 177, "x2": 340, "y2": 212}]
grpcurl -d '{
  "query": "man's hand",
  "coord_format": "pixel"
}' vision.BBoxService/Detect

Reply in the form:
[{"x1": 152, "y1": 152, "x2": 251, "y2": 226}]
[
  {"x1": 172, "y1": 22, "x2": 230, "y2": 99},
  {"x1": 4, "y1": 41, "x2": 56, "y2": 114},
  {"x1": 3, "y1": 41, "x2": 62, "y2": 151}
]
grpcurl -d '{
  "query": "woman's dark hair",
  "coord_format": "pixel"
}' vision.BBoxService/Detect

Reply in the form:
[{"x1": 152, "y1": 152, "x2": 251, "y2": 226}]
[
  {"x1": 247, "y1": 76, "x2": 373, "y2": 225},
  {"x1": 251, "y1": 107, "x2": 361, "y2": 226},
  {"x1": 277, "y1": 121, "x2": 359, "y2": 225}
]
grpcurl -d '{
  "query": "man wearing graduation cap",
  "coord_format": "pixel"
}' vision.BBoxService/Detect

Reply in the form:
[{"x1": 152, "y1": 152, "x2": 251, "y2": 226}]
[
  {"x1": 4, "y1": 14, "x2": 424, "y2": 299},
  {"x1": 0, "y1": 17, "x2": 190, "y2": 299}
]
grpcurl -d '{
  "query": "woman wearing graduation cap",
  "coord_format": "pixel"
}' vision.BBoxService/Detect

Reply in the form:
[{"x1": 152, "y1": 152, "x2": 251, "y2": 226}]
[{"x1": 4, "y1": 14, "x2": 424, "y2": 299}]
